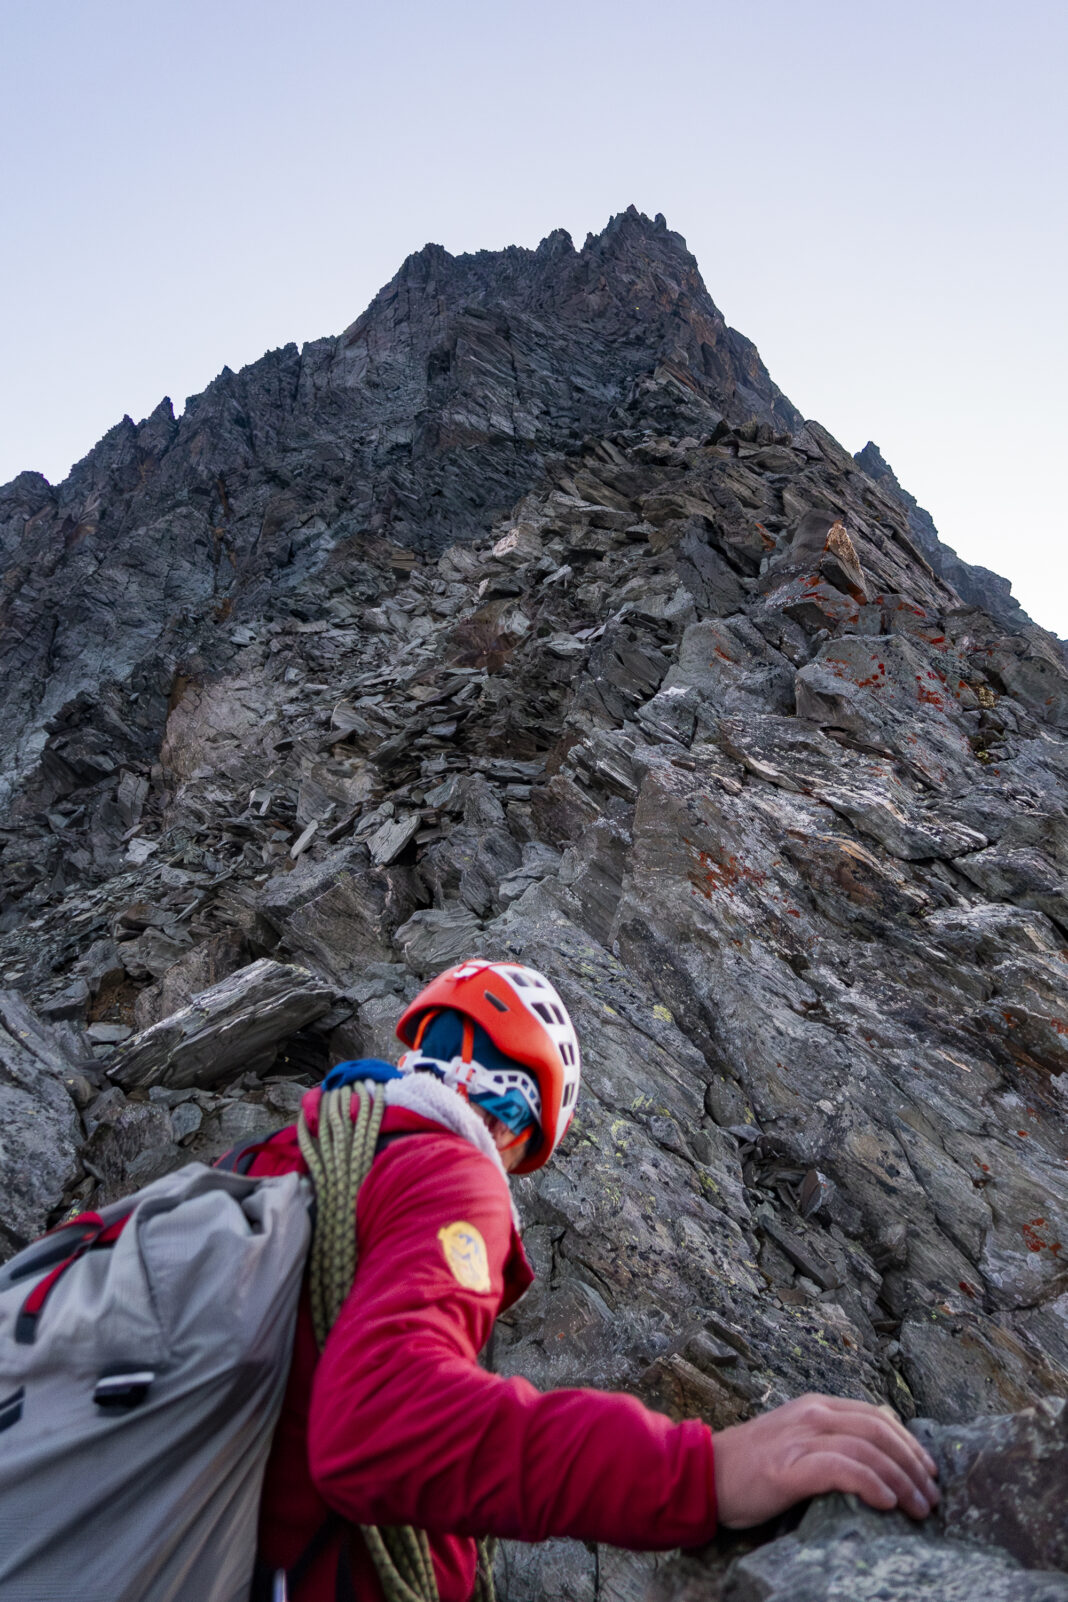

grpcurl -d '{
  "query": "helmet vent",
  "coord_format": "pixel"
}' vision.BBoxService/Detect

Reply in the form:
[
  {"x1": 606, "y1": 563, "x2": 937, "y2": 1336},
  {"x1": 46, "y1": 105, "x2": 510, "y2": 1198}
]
[
  {"x1": 484, "y1": 991, "x2": 509, "y2": 1012},
  {"x1": 531, "y1": 1002, "x2": 554, "y2": 1023}
]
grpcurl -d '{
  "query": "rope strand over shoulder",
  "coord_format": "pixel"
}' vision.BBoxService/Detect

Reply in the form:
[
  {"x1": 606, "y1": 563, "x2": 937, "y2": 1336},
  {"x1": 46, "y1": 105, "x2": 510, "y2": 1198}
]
[{"x1": 298, "y1": 1084, "x2": 497, "y2": 1602}]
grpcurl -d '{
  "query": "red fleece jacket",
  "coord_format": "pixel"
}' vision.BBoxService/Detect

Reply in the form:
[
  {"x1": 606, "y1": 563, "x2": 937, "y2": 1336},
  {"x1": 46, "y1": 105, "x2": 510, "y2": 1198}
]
[{"x1": 251, "y1": 1090, "x2": 717, "y2": 1601}]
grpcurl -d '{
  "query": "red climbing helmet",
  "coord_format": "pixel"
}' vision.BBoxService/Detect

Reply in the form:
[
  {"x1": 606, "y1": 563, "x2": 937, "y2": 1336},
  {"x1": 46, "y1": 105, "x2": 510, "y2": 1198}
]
[{"x1": 396, "y1": 959, "x2": 582, "y2": 1174}]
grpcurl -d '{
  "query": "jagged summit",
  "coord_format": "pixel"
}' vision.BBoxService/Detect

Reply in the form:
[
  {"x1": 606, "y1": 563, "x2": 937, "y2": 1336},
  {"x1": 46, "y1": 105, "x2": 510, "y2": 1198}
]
[
  {"x1": 0, "y1": 209, "x2": 1058, "y2": 820},
  {"x1": 0, "y1": 211, "x2": 801, "y2": 803},
  {"x1": 382, "y1": 206, "x2": 680, "y2": 289},
  {"x1": 338, "y1": 205, "x2": 798, "y2": 442}
]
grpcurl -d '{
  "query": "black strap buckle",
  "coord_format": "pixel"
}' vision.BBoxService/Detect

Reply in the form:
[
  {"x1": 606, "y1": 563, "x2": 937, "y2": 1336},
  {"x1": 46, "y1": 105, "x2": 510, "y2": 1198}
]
[{"x1": 94, "y1": 1368, "x2": 156, "y2": 1409}]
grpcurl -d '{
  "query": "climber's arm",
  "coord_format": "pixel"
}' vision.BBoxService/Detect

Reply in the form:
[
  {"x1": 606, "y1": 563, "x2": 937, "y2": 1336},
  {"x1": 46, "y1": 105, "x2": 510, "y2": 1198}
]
[
  {"x1": 307, "y1": 1133, "x2": 937, "y2": 1544},
  {"x1": 306, "y1": 1133, "x2": 718, "y2": 1547}
]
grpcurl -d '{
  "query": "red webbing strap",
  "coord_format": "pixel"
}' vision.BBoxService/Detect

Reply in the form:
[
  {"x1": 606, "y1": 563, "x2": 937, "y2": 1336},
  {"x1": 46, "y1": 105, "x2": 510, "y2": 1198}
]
[
  {"x1": 15, "y1": 1215, "x2": 123, "y2": 1345},
  {"x1": 19, "y1": 1256, "x2": 84, "y2": 1320},
  {"x1": 3, "y1": 1212, "x2": 109, "y2": 1289}
]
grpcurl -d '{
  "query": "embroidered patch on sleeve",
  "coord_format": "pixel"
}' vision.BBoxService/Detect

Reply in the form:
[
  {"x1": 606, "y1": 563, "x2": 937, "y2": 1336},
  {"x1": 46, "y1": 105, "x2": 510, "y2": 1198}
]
[{"x1": 438, "y1": 1221, "x2": 492, "y2": 1292}]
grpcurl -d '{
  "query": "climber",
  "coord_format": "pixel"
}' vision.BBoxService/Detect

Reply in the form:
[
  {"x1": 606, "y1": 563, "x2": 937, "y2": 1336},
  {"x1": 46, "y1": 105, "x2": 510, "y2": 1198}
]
[{"x1": 241, "y1": 958, "x2": 939, "y2": 1602}]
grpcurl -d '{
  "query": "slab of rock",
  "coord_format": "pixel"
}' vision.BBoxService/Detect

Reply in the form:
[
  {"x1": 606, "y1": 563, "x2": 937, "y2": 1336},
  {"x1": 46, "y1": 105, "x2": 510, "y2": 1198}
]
[
  {"x1": 258, "y1": 845, "x2": 424, "y2": 985},
  {"x1": 955, "y1": 845, "x2": 1068, "y2": 927},
  {"x1": 107, "y1": 959, "x2": 336, "y2": 1091},
  {"x1": 367, "y1": 813, "x2": 421, "y2": 866},
  {"x1": 914, "y1": 1399, "x2": 1068, "y2": 1571},
  {"x1": 133, "y1": 931, "x2": 249, "y2": 1030},
  {"x1": 724, "y1": 1496, "x2": 1068, "y2": 1602},
  {"x1": 393, "y1": 906, "x2": 484, "y2": 976}
]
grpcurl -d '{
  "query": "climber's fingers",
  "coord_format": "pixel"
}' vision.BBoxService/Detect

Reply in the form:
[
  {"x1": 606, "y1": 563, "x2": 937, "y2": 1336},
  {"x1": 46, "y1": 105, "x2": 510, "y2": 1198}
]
[
  {"x1": 787, "y1": 1395, "x2": 937, "y2": 1484},
  {"x1": 811, "y1": 1395, "x2": 934, "y2": 1458},
  {"x1": 786, "y1": 1434, "x2": 938, "y2": 1520}
]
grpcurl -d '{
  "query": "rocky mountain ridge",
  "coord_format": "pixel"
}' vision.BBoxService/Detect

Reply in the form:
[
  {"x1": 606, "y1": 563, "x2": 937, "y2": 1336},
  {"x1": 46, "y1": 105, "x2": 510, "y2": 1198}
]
[{"x1": 1, "y1": 210, "x2": 1066, "y2": 1600}]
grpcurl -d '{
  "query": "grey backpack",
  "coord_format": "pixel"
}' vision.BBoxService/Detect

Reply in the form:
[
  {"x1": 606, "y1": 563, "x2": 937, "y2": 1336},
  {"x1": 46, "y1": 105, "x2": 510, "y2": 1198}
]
[{"x1": 0, "y1": 1161, "x2": 312, "y2": 1602}]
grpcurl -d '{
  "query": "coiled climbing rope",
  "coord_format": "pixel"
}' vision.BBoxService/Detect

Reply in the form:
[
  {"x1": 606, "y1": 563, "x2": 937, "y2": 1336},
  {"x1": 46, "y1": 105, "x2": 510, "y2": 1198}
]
[
  {"x1": 298, "y1": 1083, "x2": 496, "y2": 1602},
  {"x1": 299, "y1": 1082, "x2": 385, "y2": 1345}
]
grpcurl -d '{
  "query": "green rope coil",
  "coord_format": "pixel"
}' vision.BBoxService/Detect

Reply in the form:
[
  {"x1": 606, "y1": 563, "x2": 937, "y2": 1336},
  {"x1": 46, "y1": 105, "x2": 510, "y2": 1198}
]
[
  {"x1": 299, "y1": 1083, "x2": 385, "y2": 1346},
  {"x1": 298, "y1": 1084, "x2": 497, "y2": 1602}
]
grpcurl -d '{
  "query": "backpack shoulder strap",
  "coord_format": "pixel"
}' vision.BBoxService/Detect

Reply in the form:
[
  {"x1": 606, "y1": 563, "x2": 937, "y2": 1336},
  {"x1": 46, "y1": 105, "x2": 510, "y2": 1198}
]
[{"x1": 215, "y1": 1129, "x2": 289, "y2": 1175}]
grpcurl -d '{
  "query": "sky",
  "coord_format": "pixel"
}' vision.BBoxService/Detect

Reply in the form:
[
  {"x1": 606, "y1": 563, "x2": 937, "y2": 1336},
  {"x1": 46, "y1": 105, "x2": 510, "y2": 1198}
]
[{"x1": 1, "y1": 0, "x2": 1065, "y2": 633}]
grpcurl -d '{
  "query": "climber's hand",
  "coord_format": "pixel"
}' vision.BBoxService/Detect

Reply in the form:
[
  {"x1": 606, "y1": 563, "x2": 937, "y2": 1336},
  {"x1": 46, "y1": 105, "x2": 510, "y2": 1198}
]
[{"x1": 713, "y1": 1394, "x2": 939, "y2": 1528}]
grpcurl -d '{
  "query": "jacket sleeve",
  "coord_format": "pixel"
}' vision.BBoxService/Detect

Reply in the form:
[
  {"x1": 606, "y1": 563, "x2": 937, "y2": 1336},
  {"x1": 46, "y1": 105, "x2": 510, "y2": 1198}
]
[{"x1": 307, "y1": 1133, "x2": 717, "y2": 1549}]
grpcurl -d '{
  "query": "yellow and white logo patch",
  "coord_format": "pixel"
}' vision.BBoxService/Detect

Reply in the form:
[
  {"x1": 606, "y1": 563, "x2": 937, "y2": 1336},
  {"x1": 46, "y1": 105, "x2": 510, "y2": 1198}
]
[{"x1": 437, "y1": 1221, "x2": 491, "y2": 1293}]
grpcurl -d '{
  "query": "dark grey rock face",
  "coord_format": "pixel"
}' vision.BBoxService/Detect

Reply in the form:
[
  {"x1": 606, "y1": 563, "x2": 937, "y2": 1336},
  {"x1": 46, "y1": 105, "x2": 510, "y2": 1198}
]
[
  {"x1": 0, "y1": 991, "x2": 83, "y2": 1251},
  {"x1": 1, "y1": 210, "x2": 1066, "y2": 1596},
  {"x1": 724, "y1": 1499, "x2": 1068, "y2": 1602}
]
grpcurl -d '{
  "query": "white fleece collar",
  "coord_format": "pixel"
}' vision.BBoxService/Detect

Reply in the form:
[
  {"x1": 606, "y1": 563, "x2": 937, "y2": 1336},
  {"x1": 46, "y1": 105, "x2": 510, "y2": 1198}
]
[{"x1": 382, "y1": 1072, "x2": 521, "y2": 1229}]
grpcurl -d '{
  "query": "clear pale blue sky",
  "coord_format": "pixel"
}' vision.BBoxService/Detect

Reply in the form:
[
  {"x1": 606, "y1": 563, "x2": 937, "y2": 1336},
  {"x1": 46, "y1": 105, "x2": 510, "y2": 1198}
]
[{"x1": 2, "y1": 0, "x2": 1065, "y2": 632}]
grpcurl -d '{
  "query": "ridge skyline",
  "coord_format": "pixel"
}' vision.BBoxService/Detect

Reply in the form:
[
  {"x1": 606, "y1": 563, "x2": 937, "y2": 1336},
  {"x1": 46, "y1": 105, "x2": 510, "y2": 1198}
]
[
  {"x1": 1, "y1": 208, "x2": 1043, "y2": 651},
  {"x1": 8, "y1": 208, "x2": 776, "y2": 488}
]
